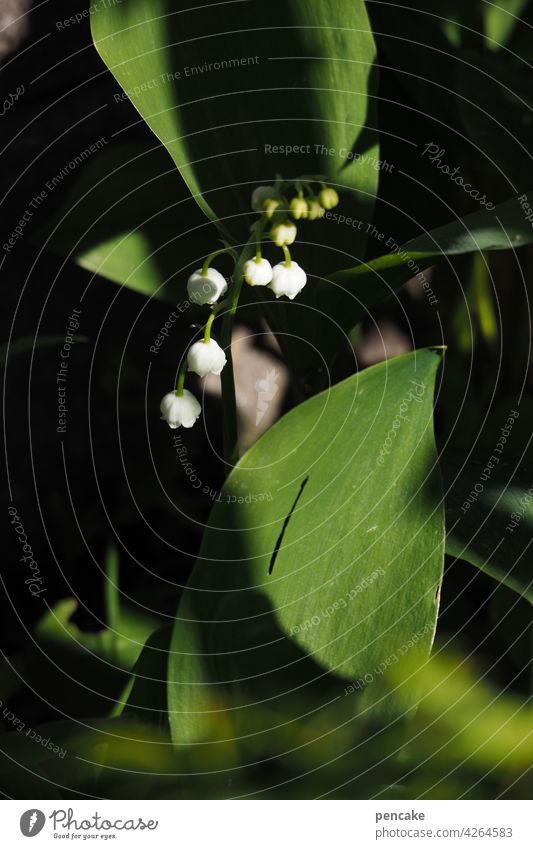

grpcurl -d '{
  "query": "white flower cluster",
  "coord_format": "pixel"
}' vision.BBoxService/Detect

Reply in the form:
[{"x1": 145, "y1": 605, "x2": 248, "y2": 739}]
[{"x1": 160, "y1": 178, "x2": 340, "y2": 429}]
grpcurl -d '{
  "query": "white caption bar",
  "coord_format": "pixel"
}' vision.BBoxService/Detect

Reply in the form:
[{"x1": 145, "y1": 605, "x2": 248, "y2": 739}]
[{"x1": 1, "y1": 800, "x2": 529, "y2": 848}]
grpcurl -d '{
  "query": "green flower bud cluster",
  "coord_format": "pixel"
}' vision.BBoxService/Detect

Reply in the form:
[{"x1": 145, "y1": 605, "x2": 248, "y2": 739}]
[
  {"x1": 251, "y1": 179, "x2": 340, "y2": 248},
  {"x1": 246, "y1": 177, "x2": 342, "y2": 301},
  {"x1": 160, "y1": 178, "x2": 343, "y2": 431}
]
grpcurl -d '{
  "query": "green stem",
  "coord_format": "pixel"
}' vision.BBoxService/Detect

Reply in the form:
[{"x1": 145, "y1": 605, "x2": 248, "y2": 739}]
[
  {"x1": 104, "y1": 545, "x2": 120, "y2": 661},
  {"x1": 176, "y1": 358, "x2": 188, "y2": 396},
  {"x1": 203, "y1": 310, "x2": 216, "y2": 343},
  {"x1": 220, "y1": 235, "x2": 257, "y2": 466},
  {"x1": 254, "y1": 217, "x2": 267, "y2": 260},
  {"x1": 282, "y1": 245, "x2": 292, "y2": 267},
  {"x1": 201, "y1": 246, "x2": 238, "y2": 276}
]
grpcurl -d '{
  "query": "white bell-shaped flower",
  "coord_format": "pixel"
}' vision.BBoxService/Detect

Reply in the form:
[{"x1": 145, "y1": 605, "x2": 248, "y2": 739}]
[
  {"x1": 187, "y1": 268, "x2": 228, "y2": 305},
  {"x1": 269, "y1": 261, "x2": 307, "y2": 300},
  {"x1": 244, "y1": 257, "x2": 273, "y2": 287},
  {"x1": 160, "y1": 389, "x2": 201, "y2": 429},
  {"x1": 270, "y1": 220, "x2": 297, "y2": 247},
  {"x1": 187, "y1": 338, "x2": 227, "y2": 377}
]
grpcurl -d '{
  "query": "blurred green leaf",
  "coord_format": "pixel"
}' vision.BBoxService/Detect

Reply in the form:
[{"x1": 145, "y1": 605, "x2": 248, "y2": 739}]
[
  {"x1": 472, "y1": 253, "x2": 498, "y2": 344},
  {"x1": 484, "y1": 0, "x2": 530, "y2": 50},
  {"x1": 452, "y1": 252, "x2": 498, "y2": 352},
  {"x1": 36, "y1": 598, "x2": 160, "y2": 670},
  {"x1": 400, "y1": 651, "x2": 533, "y2": 779},
  {"x1": 104, "y1": 545, "x2": 121, "y2": 662}
]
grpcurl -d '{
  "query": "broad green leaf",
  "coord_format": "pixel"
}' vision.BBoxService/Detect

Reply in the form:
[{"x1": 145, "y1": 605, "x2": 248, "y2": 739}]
[
  {"x1": 484, "y1": 0, "x2": 530, "y2": 50},
  {"x1": 91, "y1": 0, "x2": 379, "y2": 250},
  {"x1": 168, "y1": 349, "x2": 444, "y2": 744},
  {"x1": 443, "y1": 401, "x2": 533, "y2": 603}
]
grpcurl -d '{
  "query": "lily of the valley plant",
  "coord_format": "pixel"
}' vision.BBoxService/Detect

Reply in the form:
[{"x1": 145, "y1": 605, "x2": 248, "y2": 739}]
[{"x1": 160, "y1": 181, "x2": 338, "y2": 429}]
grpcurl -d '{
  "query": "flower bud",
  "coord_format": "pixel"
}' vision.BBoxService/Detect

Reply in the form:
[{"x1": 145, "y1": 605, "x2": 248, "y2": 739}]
[
  {"x1": 290, "y1": 196, "x2": 308, "y2": 220},
  {"x1": 187, "y1": 338, "x2": 227, "y2": 377},
  {"x1": 270, "y1": 220, "x2": 297, "y2": 247},
  {"x1": 187, "y1": 267, "x2": 228, "y2": 305},
  {"x1": 264, "y1": 198, "x2": 281, "y2": 219},
  {"x1": 251, "y1": 185, "x2": 275, "y2": 211},
  {"x1": 160, "y1": 389, "x2": 201, "y2": 429},
  {"x1": 319, "y1": 187, "x2": 339, "y2": 210},
  {"x1": 244, "y1": 257, "x2": 273, "y2": 287},
  {"x1": 269, "y1": 261, "x2": 307, "y2": 300},
  {"x1": 307, "y1": 199, "x2": 326, "y2": 220}
]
